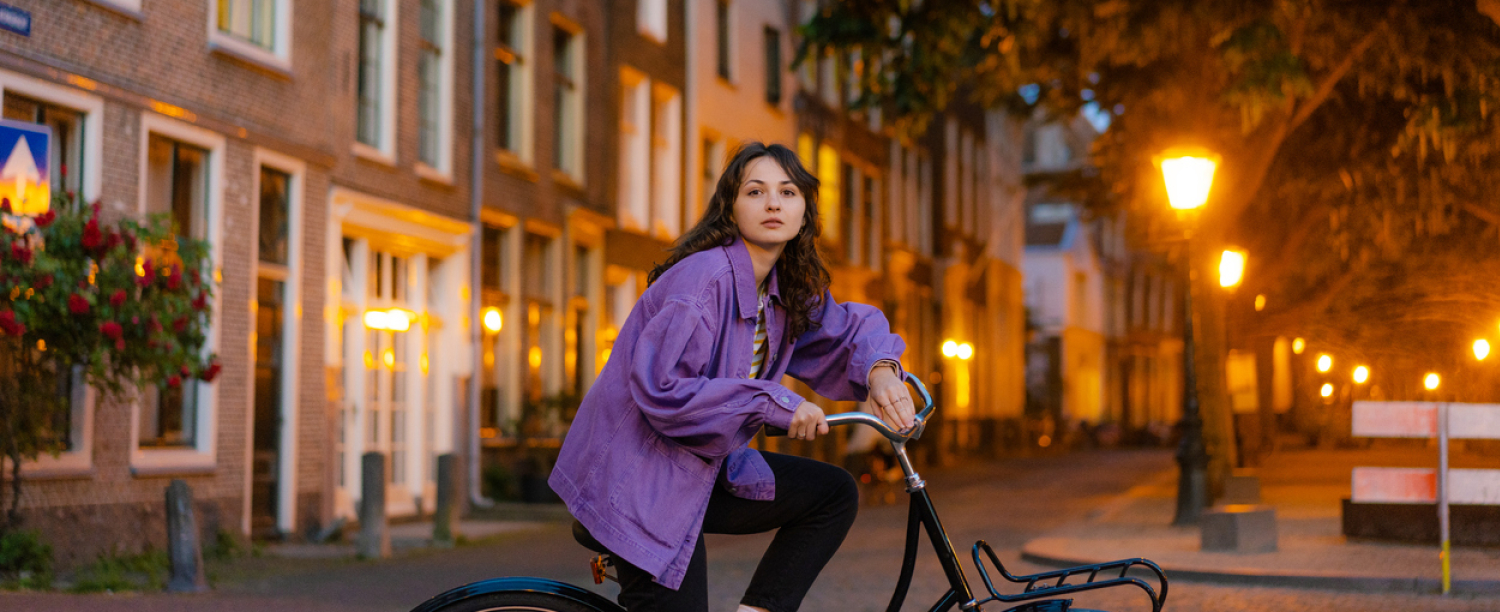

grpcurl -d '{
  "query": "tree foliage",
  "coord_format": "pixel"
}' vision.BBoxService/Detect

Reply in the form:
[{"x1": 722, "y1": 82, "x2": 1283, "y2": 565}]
[
  {"x1": 804, "y1": 0, "x2": 1500, "y2": 381},
  {"x1": 0, "y1": 192, "x2": 220, "y2": 533}
]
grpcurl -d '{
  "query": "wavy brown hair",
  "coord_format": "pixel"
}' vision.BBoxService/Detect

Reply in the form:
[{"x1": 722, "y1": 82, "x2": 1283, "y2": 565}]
[{"x1": 648, "y1": 142, "x2": 830, "y2": 339}]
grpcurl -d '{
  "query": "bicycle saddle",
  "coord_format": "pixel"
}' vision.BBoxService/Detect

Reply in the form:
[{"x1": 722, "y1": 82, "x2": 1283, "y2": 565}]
[{"x1": 572, "y1": 520, "x2": 610, "y2": 554}]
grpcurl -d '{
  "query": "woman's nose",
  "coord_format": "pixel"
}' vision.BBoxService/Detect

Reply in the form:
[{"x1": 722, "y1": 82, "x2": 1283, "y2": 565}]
[{"x1": 767, "y1": 193, "x2": 782, "y2": 211}]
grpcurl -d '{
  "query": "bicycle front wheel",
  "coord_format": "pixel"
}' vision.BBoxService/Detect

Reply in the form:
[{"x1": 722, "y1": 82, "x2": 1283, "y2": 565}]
[{"x1": 420, "y1": 592, "x2": 611, "y2": 612}]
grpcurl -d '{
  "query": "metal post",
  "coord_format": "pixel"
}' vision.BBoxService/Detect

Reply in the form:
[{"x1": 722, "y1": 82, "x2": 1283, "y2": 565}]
[
  {"x1": 1438, "y1": 401, "x2": 1451, "y2": 595},
  {"x1": 1174, "y1": 236, "x2": 1209, "y2": 525}
]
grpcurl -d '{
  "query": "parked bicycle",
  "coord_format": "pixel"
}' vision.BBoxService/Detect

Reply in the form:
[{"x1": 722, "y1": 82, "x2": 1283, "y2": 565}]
[{"x1": 410, "y1": 374, "x2": 1168, "y2": 612}]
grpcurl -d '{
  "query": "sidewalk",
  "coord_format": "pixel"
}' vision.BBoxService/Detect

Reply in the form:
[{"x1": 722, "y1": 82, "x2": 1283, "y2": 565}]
[
  {"x1": 1020, "y1": 446, "x2": 1500, "y2": 596},
  {"x1": 264, "y1": 502, "x2": 568, "y2": 559}
]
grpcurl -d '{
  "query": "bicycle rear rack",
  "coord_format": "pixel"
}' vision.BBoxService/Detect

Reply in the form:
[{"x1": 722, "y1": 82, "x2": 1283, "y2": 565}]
[{"x1": 970, "y1": 541, "x2": 1168, "y2": 612}]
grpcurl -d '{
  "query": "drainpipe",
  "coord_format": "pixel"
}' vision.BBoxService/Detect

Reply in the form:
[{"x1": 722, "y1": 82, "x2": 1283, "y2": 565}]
[{"x1": 468, "y1": 0, "x2": 494, "y2": 509}]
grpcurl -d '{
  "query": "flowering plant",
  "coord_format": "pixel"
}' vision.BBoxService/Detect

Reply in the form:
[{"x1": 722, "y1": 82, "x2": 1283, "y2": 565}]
[{"x1": 0, "y1": 190, "x2": 217, "y2": 532}]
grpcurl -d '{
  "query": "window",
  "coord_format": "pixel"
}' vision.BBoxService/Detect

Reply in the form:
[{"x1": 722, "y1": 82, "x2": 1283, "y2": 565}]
[
  {"x1": 817, "y1": 144, "x2": 840, "y2": 243},
  {"x1": 495, "y1": 2, "x2": 533, "y2": 160},
  {"x1": 552, "y1": 25, "x2": 584, "y2": 181},
  {"x1": 259, "y1": 167, "x2": 291, "y2": 266},
  {"x1": 479, "y1": 224, "x2": 511, "y2": 438},
  {"x1": 638, "y1": 0, "x2": 666, "y2": 42},
  {"x1": 357, "y1": 0, "x2": 396, "y2": 155},
  {"x1": 763, "y1": 28, "x2": 781, "y2": 105},
  {"x1": 617, "y1": 68, "x2": 649, "y2": 230},
  {"x1": 699, "y1": 137, "x2": 724, "y2": 226},
  {"x1": 863, "y1": 174, "x2": 879, "y2": 268},
  {"x1": 650, "y1": 85, "x2": 682, "y2": 238},
  {"x1": 140, "y1": 134, "x2": 212, "y2": 449},
  {"x1": 522, "y1": 233, "x2": 555, "y2": 403},
  {"x1": 716, "y1": 1, "x2": 731, "y2": 80},
  {"x1": 841, "y1": 162, "x2": 856, "y2": 263},
  {"x1": 2, "y1": 94, "x2": 84, "y2": 199},
  {"x1": 216, "y1": 0, "x2": 275, "y2": 49},
  {"x1": 417, "y1": 0, "x2": 453, "y2": 173},
  {"x1": 210, "y1": 0, "x2": 291, "y2": 67},
  {"x1": 565, "y1": 244, "x2": 592, "y2": 395}
]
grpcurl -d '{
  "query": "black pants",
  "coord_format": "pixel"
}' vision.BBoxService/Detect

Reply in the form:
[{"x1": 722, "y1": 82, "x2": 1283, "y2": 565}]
[{"x1": 614, "y1": 451, "x2": 859, "y2": 612}]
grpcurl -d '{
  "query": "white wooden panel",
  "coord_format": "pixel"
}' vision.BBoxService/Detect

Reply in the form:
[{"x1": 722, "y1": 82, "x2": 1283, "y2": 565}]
[
  {"x1": 1449, "y1": 403, "x2": 1500, "y2": 440},
  {"x1": 1351, "y1": 467, "x2": 1500, "y2": 505},
  {"x1": 1352, "y1": 401, "x2": 1436, "y2": 438},
  {"x1": 1450, "y1": 469, "x2": 1500, "y2": 505}
]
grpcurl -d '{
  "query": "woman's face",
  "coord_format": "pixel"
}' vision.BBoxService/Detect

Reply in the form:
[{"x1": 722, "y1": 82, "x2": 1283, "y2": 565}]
[{"x1": 732, "y1": 156, "x2": 807, "y2": 255}]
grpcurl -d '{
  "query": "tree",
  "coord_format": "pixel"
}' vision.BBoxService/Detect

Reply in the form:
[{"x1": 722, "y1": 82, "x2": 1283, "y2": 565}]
[
  {"x1": 803, "y1": 0, "x2": 1500, "y2": 476},
  {"x1": 0, "y1": 192, "x2": 219, "y2": 534}
]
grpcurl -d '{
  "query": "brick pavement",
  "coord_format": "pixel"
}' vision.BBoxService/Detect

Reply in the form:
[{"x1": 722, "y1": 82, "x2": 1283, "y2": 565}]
[{"x1": 1021, "y1": 446, "x2": 1500, "y2": 596}]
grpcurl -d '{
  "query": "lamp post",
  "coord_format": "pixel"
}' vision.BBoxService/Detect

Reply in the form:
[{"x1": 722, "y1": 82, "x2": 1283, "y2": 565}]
[{"x1": 1159, "y1": 150, "x2": 1218, "y2": 525}]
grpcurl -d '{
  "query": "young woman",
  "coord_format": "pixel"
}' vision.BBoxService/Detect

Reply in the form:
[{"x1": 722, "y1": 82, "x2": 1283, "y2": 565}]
[{"x1": 550, "y1": 142, "x2": 916, "y2": 612}]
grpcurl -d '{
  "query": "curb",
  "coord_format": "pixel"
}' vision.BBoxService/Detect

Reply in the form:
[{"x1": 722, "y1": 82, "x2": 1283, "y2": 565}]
[{"x1": 1020, "y1": 542, "x2": 1500, "y2": 597}]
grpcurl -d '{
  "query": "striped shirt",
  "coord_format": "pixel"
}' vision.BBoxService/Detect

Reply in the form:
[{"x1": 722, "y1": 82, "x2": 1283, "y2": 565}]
[{"x1": 748, "y1": 286, "x2": 769, "y2": 378}]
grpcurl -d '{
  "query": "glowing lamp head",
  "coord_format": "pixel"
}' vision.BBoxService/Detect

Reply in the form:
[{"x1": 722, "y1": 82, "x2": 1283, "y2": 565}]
[
  {"x1": 1219, "y1": 250, "x2": 1245, "y2": 288},
  {"x1": 1424, "y1": 373, "x2": 1441, "y2": 391},
  {"x1": 957, "y1": 342, "x2": 974, "y2": 360},
  {"x1": 1320, "y1": 383, "x2": 1333, "y2": 398},
  {"x1": 1255, "y1": 294, "x2": 1266, "y2": 311},
  {"x1": 1292, "y1": 338, "x2": 1305, "y2": 354},
  {"x1": 483, "y1": 307, "x2": 503, "y2": 333},
  {"x1": 1316, "y1": 354, "x2": 1332, "y2": 373},
  {"x1": 1475, "y1": 339, "x2": 1491, "y2": 361},
  {"x1": 942, "y1": 340, "x2": 959, "y2": 358},
  {"x1": 1353, "y1": 366, "x2": 1369, "y2": 384},
  {"x1": 1158, "y1": 153, "x2": 1219, "y2": 211}
]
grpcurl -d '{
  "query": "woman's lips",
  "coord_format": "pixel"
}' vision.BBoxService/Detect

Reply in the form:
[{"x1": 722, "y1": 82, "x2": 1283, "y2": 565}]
[{"x1": 762, "y1": 219, "x2": 784, "y2": 228}]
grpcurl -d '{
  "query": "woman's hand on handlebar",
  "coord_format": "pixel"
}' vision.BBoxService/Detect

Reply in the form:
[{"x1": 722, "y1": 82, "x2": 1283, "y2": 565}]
[
  {"x1": 789, "y1": 401, "x2": 830, "y2": 441},
  {"x1": 868, "y1": 367, "x2": 917, "y2": 431}
]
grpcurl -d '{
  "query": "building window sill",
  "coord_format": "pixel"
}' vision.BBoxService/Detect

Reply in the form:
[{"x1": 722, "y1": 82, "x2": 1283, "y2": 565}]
[
  {"x1": 495, "y1": 151, "x2": 539, "y2": 182},
  {"x1": 82, "y1": 0, "x2": 144, "y2": 20},
  {"x1": 208, "y1": 34, "x2": 292, "y2": 80},
  {"x1": 131, "y1": 448, "x2": 215, "y2": 477},
  {"x1": 415, "y1": 162, "x2": 454, "y2": 186},
  {"x1": 354, "y1": 142, "x2": 397, "y2": 167}
]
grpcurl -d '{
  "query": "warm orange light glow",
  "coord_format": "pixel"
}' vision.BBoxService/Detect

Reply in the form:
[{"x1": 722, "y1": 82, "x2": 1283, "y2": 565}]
[
  {"x1": 1475, "y1": 339, "x2": 1491, "y2": 361},
  {"x1": 1254, "y1": 295, "x2": 1266, "y2": 311},
  {"x1": 528, "y1": 346, "x2": 542, "y2": 368},
  {"x1": 382, "y1": 348, "x2": 395, "y2": 368},
  {"x1": 363, "y1": 351, "x2": 375, "y2": 369},
  {"x1": 420, "y1": 353, "x2": 430, "y2": 374},
  {"x1": 364, "y1": 308, "x2": 415, "y2": 331},
  {"x1": 1425, "y1": 373, "x2": 1441, "y2": 391},
  {"x1": 1159, "y1": 153, "x2": 1219, "y2": 211},
  {"x1": 483, "y1": 307, "x2": 503, "y2": 333},
  {"x1": 1038, "y1": 435, "x2": 1052, "y2": 448},
  {"x1": 1320, "y1": 383, "x2": 1333, "y2": 398},
  {"x1": 1317, "y1": 354, "x2": 1332, "y2": 373},
  {"x1": 957, "y1": 342, "x2": 974, "y2": 360},
  {"x1": 1292, "y1": 338, "x2": 1305, "y2": 354},
  {"x1": 1353, "y1": 366, "x2": 1369, "y2": 384},
  {"x1": 941, "y1": 340, "x2": 959, "y2": 358},
  {"x1": 1219, "y1": 250, "x2": 1245, "y2": 288}
]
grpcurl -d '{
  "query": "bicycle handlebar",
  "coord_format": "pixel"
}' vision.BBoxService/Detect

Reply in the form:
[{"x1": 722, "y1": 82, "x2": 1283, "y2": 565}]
[{"x1": 766, "y1": 372, "x2": 934, "y2": 443}]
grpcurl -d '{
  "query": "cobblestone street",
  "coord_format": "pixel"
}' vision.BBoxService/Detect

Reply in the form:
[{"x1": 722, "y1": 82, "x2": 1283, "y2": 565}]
[{"x1": 3, "y1": 449, "x2": 1497, "y2": 611}]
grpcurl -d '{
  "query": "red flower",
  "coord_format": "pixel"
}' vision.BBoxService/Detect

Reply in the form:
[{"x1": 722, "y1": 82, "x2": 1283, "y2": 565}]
[
  {"x1": 0, "y1": 310, "x2": 23, "y2": 336},
  {"x1": 191, "y1": 291, "x2": 208, "y2": 311},
  {"x1": 148, "y1": 315, "x2": 163, "y2": 333},
  {"x1": 90, "y1": 201, "x2": 100, "y2": 215},
  {"x1": 68, "y1": 293, "x2": 89, "y2": 315},
  {"x1": 123, "y1": 231, "x2": 137, "y2": 251},
  {"x1": 166, "y1": 375, "x2": 181, "y2": 388},
  {"x1": 187, "y1": 269, "x2": 200, "y2": 285},
  {"x1": 81, "y1": 217, "x2": 102, "y2": 251},
  {"x1": 131, "y1": 315, "x2": 140, "y2": 325},
  {"x1": 105, "y1": 230, "x2": 122, "y2": 251},
  {"x1": 137, "y1": 258, "x2": 155, "y2": 287},
  {"x1": 60, "y1": 163, "x2": 67, "y2": 178},
  {"x1": 110, "y1": 289, "x2": 127, "y2": 307},
  {"x1": 99, "y1": 320, "x2": 123, "y2": 340},
  {"x1": 34, "y1": 210, "x2": 56, "y2": 227},
  {"x1": 115, "y1": 338, "x2": 125, "y2": 351},
  {"x1": 172, "y1": 316, "x2": 188, "y2": 332},
  {"x1": 10, "y1": 242, "x2": 31, "y2": 265},
  {"x1": 200, "y1": 361, "x2": 222, "y2": 383},
  {"x1": 180, "y1": 364, "x2": 191, "y2": 377},
  {"x1": 0, "y1": 198, "x2": 10, "y2": 213},
  {"x1": 166, "y1": 265, "x2": 182, "y2": 290},
  {"x1": 36, "y1": 274, "x2": 52, "y2": 289}
]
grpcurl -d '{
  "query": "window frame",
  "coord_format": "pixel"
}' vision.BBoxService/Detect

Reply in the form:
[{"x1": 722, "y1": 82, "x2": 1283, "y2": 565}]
[
  {"x1": 763, "y1": 27, "x2": 781, "y2": 106},
  {"x1": 637, "y1": 0, "x2": 667, "y2": 43},
  {"x1": 249, "y1": 147, "x2": 305, "y2": 534},
  {"x1": 550, "y1": 16, "x2": 585, "y2": 183},
  {"x1": 416, "y1": 0, "x2": 456, "y2": 180},
  {"x1": 0, "y1": 71, "x2": 105, "y2": 477},
  {"x1": 355, "y1": 0, "x2": 400, "y2": 163},
  {"x1": 715, "y1": 1, "x2": 732, "y2": 82},
  {"x1": 207, "y1": 0, "x2": 295, "y2": 72},
  {"x1": 131, "y1": 113, "x2": 226, "y2": 475},
  {"x1": 494, "y1": 0, "x2": 535, "y2": 165}
]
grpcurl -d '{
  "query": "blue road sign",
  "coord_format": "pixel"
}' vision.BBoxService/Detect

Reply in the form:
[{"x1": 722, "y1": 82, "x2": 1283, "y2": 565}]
[{"x1": 0, "y1": 3, "x2": 29, "y2": 38}]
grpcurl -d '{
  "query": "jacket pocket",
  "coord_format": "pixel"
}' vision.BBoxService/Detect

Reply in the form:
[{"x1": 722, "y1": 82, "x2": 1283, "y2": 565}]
[{"x1": 607, "y1": 429, "x2": 716, "y2": 549}]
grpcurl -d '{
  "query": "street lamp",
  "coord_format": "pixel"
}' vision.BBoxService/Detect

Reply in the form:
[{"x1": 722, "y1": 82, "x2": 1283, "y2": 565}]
[
  {"x1": 1219, "y1": 249, "x2": 1245, "y2": 288},
  {"x1": 1425, "y1": 373, "x2": 1441, "y2": 391},
  {"x1": 1317, "y1": 354, "x2": 1332, "y2": 373},
  {"x1": 1475, "y1": 339, "x2": 1490, "y2": 361},
  {"x1": 1292, "y1": 338, "x2": 1305, "y2": 354},
  {"x1": 1159, "y1": 149, "x2": 1218, "y2": 525},
  {"x1": 1353, "y1": 365, "x2": 1370, "y2": 384}
]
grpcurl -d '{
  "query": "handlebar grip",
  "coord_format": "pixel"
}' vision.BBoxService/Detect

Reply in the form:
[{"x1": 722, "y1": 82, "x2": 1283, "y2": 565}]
[{"x1": 764, "y1": 425, "x2": 788, "y2": 437}]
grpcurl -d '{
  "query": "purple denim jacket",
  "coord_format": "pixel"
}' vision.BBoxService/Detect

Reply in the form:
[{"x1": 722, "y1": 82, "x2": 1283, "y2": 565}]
[{"x1": 549, "y1": 237, "x2": 905, "y2": 589}]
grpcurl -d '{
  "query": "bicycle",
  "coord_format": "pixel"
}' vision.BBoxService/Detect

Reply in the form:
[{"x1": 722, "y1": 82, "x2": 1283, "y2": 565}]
[{"x1": 410, "y1": 373, "x2": 1169, "y2": 612}]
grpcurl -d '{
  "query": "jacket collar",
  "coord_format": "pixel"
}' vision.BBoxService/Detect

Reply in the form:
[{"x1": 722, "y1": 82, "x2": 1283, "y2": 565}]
[{"x1": 726, "y1": 236, "x2": 783, "y2": 321}]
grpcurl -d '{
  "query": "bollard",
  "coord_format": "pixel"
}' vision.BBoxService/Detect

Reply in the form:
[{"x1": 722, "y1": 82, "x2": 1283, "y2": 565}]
[
  {"x1": 358, "y1": 452, "x2": 391, "y2": 558},
  {"x1": 433, "y1": 453, "x2": 458, "y2": 546},
  {"x1": 165, "y1": 479, "x2": 209, "y2": 592}
]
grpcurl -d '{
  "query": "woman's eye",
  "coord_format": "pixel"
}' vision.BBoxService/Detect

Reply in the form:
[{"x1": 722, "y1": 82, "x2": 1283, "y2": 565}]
[
  {"x1": 783, "y1": 190, "x2": 797, "y2": 197},
  {"x1": 748, "y1": 189, "x2": 762, "y2": 196}
]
